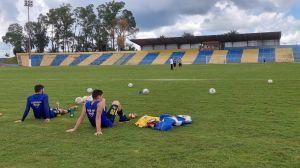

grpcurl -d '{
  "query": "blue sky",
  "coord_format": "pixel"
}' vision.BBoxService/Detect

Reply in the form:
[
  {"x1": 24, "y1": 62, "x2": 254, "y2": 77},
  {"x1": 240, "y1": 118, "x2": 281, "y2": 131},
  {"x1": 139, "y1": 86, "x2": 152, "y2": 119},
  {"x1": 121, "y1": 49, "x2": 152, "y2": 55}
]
[
  {"x1": 290, "y1": 4, "x2": 300, "y2": 19},
  {"x1": 0, "y1": 0, "x2": 300, "y2": 56}
]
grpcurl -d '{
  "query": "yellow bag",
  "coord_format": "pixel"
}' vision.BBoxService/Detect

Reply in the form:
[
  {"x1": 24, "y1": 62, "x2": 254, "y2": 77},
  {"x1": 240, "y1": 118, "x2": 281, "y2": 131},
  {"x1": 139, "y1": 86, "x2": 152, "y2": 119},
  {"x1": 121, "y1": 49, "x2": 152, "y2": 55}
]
[{"x1": 135, "y1": 115, "x2": 160, "y2": 128}]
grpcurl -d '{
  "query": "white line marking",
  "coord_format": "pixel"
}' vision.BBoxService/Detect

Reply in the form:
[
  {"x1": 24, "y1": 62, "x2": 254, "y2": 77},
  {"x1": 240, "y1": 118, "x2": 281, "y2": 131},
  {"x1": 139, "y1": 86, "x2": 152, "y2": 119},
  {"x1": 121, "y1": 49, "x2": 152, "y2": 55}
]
[{"x1": 0, "y1": 78, "x2": 299, "y2": 81}]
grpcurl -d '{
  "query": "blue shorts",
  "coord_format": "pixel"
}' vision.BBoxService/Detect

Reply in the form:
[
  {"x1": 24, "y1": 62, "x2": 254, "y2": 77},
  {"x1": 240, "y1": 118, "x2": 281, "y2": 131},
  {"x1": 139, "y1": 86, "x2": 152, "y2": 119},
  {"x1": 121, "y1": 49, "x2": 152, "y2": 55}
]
[
  {"x1": 89, "y1": 111, "x2": 114, "y2": 128},
  {"x1": 49, "y1": 109, "x2": 58, "y2": 118},
  {"x1": 101, "y1": 112, "x2": 114, "y2": 128}
]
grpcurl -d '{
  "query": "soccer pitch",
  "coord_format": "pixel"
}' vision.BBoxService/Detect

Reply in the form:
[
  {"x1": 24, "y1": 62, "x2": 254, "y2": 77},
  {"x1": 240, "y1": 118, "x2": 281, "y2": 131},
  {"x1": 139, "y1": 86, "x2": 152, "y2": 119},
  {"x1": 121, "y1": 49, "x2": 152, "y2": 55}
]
[{"x1": 0, "y1": 64, "x2": 300, "y2": 168}]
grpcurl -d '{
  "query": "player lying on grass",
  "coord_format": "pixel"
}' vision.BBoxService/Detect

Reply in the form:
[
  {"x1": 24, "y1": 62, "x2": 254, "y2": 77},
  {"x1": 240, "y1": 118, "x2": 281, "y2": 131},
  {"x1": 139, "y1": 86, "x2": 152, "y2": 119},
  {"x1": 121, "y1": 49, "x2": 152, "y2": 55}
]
[
  {"x1": 66, "y1": 89, "x2": 136, "y2": 136},
  {"x1": 15, "y1": 84, "x2": 77, "y2": 123}
]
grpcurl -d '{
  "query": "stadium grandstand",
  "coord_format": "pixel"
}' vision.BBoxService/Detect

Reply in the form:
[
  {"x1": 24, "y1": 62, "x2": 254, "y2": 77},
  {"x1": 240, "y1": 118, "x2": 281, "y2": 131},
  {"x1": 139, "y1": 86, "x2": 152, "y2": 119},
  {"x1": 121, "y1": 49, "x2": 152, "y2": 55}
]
[{"x1": 17, "y1": 31, "x2": 300, "y2": 67}]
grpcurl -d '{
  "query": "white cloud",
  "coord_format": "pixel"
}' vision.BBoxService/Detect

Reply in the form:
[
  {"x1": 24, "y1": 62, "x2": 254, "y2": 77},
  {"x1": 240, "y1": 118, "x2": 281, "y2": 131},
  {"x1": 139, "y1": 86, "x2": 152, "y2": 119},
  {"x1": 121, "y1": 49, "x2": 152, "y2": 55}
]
[
  {"x1": 135, "y1": 0, "x2": 300, "y2": 44},
  {"x1": 16, "y1": 0, "x2": 50, "y2": 26},
  {"x1": 1, "y1": 0, "x2": 300, "y2": 46}
]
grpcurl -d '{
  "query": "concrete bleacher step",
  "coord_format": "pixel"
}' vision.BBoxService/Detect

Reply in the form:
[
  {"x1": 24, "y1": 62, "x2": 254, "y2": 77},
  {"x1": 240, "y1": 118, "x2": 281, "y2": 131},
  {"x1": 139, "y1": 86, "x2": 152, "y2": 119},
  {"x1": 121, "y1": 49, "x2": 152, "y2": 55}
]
[
  {"x1": 16, "y1": 46, "x2": 299, "y2": 66},
  {"x1": 78, "y1": 53, "x2": 103, "y2": 66},
  {"x1": 18, "y1": 55, "x2": 29, "y2": 66},
  {"x1": 102, "y1": 53, "x2": 125, "y2": 65},
  {"x1": 152, "y1": 50, "x2": 172, "y2": 65},
  {"x1": 292, "y1": 46, "x2": 300, "y2": 62},
  {"x1": 241, "y1": 49, "x2": 259, "y2": 63},
  {"x1": 226, "y1": 49, "x2": 243, "y2": 64},
  {"x1": 70, "y1": 54, "x2": 91, "y2": 66},
  {"x1": 50, "y1": 54, "x2": 68, "y2": 66},
  {"x1": 40, "y1": 54, "x2": 55, "y2": 66},
  {"x1": 275, "y1": 48, "x2": 293, "y2": 63},
  {"x1": 139, "y1": 52, "x2": 160, "y2": 64},
  {"x1": 209, "y1": 50, "x2": 228, "y2": 64},
  {"x1": 31, "y1": 55, "x2": 44, "y2": 66},
  {"x1": 60, "y1": 54, "x2": 80, "y2": 66},
  {"x1": 258, "y1": 48, "x2": 275, "y2": 63},
  {"x1": 193, "y1": 50, "x2": 213, "y2": 64},
  {"x1": 114, "y1": 53, "x2": 135, "y2": 65},
  {"x1": 126, "y1": 51, "x2": 148, "y2": 65},
  {"x1": 181, "y1": 49, "x2": 198, "y2": 64},
  {"x1": 164, "y1": 51, "x2": 185, "y2": 64},
  {"x1": 90, "y1": 53, "x2": 113, "y2": 65}
]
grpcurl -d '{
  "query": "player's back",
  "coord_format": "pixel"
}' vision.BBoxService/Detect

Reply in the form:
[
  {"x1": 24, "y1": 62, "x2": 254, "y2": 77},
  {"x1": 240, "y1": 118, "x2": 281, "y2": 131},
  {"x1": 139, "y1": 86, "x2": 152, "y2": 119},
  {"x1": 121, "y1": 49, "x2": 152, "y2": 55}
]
[
  {"x1": 86, "y1": 100, "x2": 109, "y2": 127},
  {"x1": 86, "y1": 101, "x2": 99, "y2": 127},
  {"x1": 28, "y1": 93, "x2": 49, "y2": 119}
]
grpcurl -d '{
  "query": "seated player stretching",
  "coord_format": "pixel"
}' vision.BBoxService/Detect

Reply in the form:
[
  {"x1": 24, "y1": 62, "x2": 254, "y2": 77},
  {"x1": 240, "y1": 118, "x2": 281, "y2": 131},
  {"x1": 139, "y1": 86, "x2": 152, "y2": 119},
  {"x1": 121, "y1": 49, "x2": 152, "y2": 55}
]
[
  {"x1": 15, "y1": 84, "x2": 76, "y2": 123},
  {"x1": 66, "y1": 89, "x2": 134, "y2": 136}
]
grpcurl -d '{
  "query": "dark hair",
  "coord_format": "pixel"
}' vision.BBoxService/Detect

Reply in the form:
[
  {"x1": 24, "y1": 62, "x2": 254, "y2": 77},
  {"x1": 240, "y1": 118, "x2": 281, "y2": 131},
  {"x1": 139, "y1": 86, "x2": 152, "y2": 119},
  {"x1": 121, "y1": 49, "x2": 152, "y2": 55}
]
[
  {"x1": 34, "y1": 84, "x2": 44, "y2": 93},
  {"x1": 92, "y1": 89, "x2": 103, "y2": 99}
]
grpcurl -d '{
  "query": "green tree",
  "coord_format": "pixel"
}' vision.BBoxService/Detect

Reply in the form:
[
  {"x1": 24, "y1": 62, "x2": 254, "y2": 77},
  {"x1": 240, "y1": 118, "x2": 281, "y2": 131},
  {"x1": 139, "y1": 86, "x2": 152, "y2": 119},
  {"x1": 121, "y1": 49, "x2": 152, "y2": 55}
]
[
  {"x1": 182, "y1": 32, "x2": 194, "y2": 38},
  {"x1": 24, "y1": 14, "x2": 49, "y2": 53},
  {"x1": 46, "y1": 8, "x2": 59, "y2": 52},
  {"x1": 2, "y1": 23, "x2": 24, "y2": 55},
  {"x1": 34, "y1": 14, "x2": 49, "y2": 53},
  {"x1": 23, "y1": 22, "x2": 34, "y2": 52},
  {"x1": 74, "y1": 4, "x2": 96, "y2": 52},
  {"x1": 97, "y1": 1, "x2": 125, "y2": 49},
  {"x1": 116, "y1": 9, "x2": 138, "y2": 51},
  {"x1": 225, "y1": 30, "x2": 239, "y2": 36},
  {"x1": 93, "y1": 18, "x2": 109, "y2": 51},
  {"x1": 46, "y1": 4, "x2": 74, "y2": 52},
  {"x1": 58, "y1": 4, "x2": 75, "y2": 52}
]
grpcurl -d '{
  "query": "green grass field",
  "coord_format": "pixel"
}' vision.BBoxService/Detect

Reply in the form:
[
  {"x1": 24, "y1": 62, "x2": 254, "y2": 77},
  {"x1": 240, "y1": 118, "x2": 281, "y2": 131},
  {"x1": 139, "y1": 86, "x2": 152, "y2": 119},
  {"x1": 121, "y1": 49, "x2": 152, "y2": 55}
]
[
  {"x1": 0, "y1": 57, "x2": 17, "y2": 64},
  {"x1": 0, "y1": 64, "x2": 300, "y2": 168}
]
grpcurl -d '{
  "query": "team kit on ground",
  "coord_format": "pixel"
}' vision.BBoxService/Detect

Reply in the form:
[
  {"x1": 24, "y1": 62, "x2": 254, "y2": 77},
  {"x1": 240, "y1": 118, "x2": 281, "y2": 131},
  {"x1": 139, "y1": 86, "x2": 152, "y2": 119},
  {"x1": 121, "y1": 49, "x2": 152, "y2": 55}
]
[{"x1": 15, "y1": 84, "x2": 192, "y2": 135}]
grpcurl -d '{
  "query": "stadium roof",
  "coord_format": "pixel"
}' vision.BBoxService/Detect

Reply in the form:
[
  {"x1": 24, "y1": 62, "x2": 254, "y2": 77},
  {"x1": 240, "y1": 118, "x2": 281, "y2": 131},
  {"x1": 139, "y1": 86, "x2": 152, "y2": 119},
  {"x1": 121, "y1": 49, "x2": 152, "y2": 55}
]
[{"x1": 130, "y1": 32, "x2": 281, "y2": 46}]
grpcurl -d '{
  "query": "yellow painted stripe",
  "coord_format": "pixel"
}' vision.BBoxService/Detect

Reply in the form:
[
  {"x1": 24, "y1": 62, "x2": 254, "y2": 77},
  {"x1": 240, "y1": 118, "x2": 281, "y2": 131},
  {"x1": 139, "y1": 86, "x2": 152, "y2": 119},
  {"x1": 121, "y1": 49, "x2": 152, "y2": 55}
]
[
  {"x1": 181, "y1": 49, "x2": 198, "y2": 64},
  {"x1": 241, "y1": 49, "x2": 259, "y2": 63},
  {"x1": 152, "y1": 50, "x2": 173, "y2": 64},
  {"x1": 126, "y1": 51, "x2": 148, "y2": 65},
  {"x1": 101, "y1": 53, "x2": 124, "y2": 65},
  {"x1": 40, "y1": 54, "x2": 55, "y2": 66},
  {"x1": 209, "y1": 50, "x2": 228, "y2": 64},
  {"x1": 275, "y1": 48, "x2": 293, "y2": 63},
  {"x1": 18, "y1": 54, "x2": 29, "y2": 67},
  {"x1": 60, "y1": 54, "x2": 80, "y2": 66},
  {"x1": 78, "y1": 53, "x2": 103, "y2": 66}
]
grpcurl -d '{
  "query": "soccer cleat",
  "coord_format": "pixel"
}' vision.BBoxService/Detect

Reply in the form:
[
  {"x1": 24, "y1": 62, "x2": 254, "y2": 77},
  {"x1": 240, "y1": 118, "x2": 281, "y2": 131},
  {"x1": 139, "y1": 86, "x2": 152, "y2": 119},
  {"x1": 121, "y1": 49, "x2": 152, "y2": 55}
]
[
  {"x1": 119, "y1": 112, "x2": 130, "y2": 122},
  {"x1": 119, "y1": 116, "x2": 130, "y2": 123}
]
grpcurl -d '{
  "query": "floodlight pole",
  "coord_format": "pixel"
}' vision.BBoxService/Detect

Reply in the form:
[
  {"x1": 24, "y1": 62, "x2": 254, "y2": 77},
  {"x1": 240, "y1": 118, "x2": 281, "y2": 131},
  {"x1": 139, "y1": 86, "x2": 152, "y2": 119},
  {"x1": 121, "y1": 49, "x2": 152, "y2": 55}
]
[{"x1": 24, "y1": 0, "x2": 33, "y2": 67}]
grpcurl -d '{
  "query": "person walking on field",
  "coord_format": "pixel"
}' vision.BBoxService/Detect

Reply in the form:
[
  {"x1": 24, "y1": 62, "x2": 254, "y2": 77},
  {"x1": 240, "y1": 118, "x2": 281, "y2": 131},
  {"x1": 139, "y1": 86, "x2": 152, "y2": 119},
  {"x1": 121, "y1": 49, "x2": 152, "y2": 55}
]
[
  {"x1": 178, "y1": 57, "x2": 182, "y2": 68},
  {"x1": 173, "y1": 59, "x2": 177, "y2": 68},
  {"x1": 170, "y1": 58, "x2": 174, "y2": 70}
]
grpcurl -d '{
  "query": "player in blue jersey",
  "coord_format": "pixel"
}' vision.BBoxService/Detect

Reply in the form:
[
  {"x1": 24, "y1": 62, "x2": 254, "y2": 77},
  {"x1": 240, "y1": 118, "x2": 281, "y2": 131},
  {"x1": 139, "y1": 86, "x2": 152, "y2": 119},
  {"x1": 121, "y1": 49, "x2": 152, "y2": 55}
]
[
  {"x1": 15, "y1": 84, "x2": 76, "y2": 123},
  {"x1": 66, "y1": 89, "x2": 134, "y2": 136}
]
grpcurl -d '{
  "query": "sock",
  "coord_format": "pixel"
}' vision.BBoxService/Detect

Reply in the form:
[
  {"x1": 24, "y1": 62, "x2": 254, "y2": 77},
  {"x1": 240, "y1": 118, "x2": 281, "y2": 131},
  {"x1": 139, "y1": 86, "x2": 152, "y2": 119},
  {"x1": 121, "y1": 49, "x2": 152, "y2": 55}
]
[
  {"x1": 117, "y1": 110, "x2": 128, "y2": 121},
  {"x1": 106, "y1": 105, "x2": 118, "y2": 122}
]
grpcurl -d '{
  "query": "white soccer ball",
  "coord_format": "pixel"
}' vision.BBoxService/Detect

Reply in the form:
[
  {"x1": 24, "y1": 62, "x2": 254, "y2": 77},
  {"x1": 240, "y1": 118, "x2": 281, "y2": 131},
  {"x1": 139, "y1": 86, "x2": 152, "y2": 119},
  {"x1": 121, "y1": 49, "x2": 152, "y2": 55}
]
[
  {"x1": 128, "y1": 83, "x2": 133, "y2": 88},
  {"x1": 75, "y1": 97, "x2": 83, "y2": 104},
  {"x1": 87, "y1": 88, "x2": 93, "y2": 93},
  {"x1": 142, "y1": 88, "x2": 150, "y2": 95},
  {"x1": 268, "y1": 79, "x2": 273, "y2": 84},
  {"x1": 209, "y1": 88, "x2": 216, "y2": 94}
]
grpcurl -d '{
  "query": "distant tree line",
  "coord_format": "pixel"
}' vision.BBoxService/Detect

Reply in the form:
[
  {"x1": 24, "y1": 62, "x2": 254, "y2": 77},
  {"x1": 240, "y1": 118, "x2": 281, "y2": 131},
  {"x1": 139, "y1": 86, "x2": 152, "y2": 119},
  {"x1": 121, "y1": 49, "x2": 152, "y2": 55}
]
[{"x1": 2, "y1": 1, "x2": 138, "y2": 55}]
